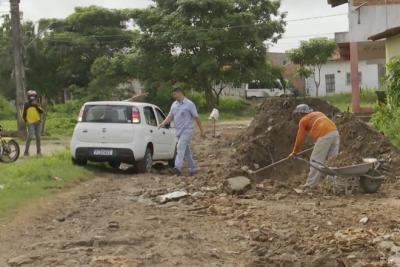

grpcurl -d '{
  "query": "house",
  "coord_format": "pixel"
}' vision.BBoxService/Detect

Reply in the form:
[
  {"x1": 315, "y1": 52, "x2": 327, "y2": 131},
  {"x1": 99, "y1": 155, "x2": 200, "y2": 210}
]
[
  {"x1": 369, "y1": 26, "x2": 400, "y2": 61},
  {"x1": 307, "y1": 52, "x2": 385, "y2": 97},
  {"x1": 327, "y1": 0, "x2": 400, "y2": 112}
]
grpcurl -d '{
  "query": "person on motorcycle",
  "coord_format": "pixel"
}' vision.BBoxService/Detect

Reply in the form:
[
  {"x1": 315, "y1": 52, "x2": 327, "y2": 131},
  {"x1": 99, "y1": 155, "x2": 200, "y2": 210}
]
[{"x1": 22, "y1": 90, "x2": 44, "y2": 156}]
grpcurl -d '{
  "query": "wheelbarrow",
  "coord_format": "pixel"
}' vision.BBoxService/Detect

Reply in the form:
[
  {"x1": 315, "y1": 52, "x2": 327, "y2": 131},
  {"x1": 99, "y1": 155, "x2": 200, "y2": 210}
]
[{"x1": 294, "y1": 157, "x2": 385, "y2": 194}]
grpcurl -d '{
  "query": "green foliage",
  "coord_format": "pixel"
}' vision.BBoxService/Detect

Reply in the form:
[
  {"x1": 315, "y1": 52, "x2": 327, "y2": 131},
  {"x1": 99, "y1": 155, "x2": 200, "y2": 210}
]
[
  {"x1": 322, "y1": 90, "x2": 378, "y2": 112},
  {"x1": 130, "y1": 0, "x2": 286, "y2": 109},
  {"x1": 288, "y1": 38, "x2": 337, "y2": 96},
  {"x1": 0, "y1": 151, "x2": 94, "y2": 217},
  {"x1": 0, "y1": 95, "x2": 15, "y2": 120},
  {"x1": 219, "y1": 97, "x2": 252, "y2": 115},
  {"x1": 385, "y1": 56, "x2": 400, "y2": 109},
  {"x1": 188, "y1": 91, "x2": 207, "y2": 113},
  {"x1": 371, "y1": 56, "x2": 400, "y2": 147},
  {"x1": 371, "y1": 105, "x2": 400, "y2": 147}
]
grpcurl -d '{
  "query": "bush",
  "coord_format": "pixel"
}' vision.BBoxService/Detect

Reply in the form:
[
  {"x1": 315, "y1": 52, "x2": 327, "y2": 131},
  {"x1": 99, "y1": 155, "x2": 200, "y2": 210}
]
[
  {"x1": 0, "y1": 95, "x2": 15, "y2": 120},
  {"x1": 371, "y1": 105, "x2": 400, "y2": 147},
  {"x1": 218, "y1": 97, "x2": 251, "y2": 115},
  {"x1": 187, "y1": 91, "x2": 207, "y2": 113},
  {"x1": 49, "y1": 100, "x2": 83, "y2": 115}
]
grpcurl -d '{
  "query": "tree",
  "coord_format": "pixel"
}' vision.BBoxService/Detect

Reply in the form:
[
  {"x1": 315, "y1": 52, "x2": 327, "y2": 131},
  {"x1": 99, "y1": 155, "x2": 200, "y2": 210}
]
[
  {"x1": 130, "y1": 0, "x2": 285, "y2": 110},
  {"x1": 288, "y1": 38, "x2": 336, "y2": 97},
  {"x1": 26, "y1": 6, "x2": 138, "y2": 102}
]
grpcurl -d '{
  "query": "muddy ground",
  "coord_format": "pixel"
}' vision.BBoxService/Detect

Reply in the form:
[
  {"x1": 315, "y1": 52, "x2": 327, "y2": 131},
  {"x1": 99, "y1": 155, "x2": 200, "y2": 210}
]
[{"x1": 1, "y1": 119, "x2": 400, "y2": 267}]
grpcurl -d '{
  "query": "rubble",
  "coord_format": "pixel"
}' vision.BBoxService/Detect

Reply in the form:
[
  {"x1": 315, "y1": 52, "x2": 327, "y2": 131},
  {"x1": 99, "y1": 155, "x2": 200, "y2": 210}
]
[{"x1": 224, "y1": 176, "x2": 251, "y2": 194}]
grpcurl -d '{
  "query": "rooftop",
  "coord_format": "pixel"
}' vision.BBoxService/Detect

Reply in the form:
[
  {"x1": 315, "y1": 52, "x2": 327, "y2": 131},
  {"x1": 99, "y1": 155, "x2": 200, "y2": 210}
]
[
  {"x1": 327, "y1": 0, "x2": 348, "y2": 7},
  {"x1": 369, "y1": 26, "x2": 400, "y2": 41}
]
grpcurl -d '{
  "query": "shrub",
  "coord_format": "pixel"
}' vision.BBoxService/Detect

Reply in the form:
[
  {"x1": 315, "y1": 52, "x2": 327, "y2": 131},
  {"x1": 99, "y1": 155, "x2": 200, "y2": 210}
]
[
  {"x1": 218, "y1": 97, "x2": 251, "y2": 115},
  {"x1": 0, "y1": 95, "x2": 15, "y2": 120}
]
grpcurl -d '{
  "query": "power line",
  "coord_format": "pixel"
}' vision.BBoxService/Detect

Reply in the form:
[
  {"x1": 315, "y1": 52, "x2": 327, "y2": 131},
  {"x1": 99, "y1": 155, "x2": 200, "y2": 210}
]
[{"x1": 286, "y1": 13, "x2": 347, "y2": 22}]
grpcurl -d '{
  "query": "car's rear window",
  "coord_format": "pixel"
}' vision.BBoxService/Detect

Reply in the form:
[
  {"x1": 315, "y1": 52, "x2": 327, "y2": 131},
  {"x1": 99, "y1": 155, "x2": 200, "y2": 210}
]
[{"x1": 82, "y1": 105, "x2": 133, "y2": 123}]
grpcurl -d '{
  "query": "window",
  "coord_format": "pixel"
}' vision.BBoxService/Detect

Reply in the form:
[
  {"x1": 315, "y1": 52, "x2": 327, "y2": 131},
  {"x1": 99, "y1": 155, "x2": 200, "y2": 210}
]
[
  {"x1": 346, "y1": 72, "x2": 362, "y2": 85},
  {"x1": 83, "y1": 105, "x2": 131, "y2": 123},
  {"x1": 143, "y1": 107, "x2": 158, "y2": 127},
  {"x1": 155, "y1": 108, "x2": 166, "y2": 125},
  {"x1": 325, "y1": 74, "x2": 335, "y2": 93}
]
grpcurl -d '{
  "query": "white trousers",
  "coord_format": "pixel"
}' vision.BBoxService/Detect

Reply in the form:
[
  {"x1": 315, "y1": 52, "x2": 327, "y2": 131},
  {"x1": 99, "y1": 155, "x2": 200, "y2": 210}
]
[{"x1": 306, "y1": 130, "x2": 340, "y2": 187}]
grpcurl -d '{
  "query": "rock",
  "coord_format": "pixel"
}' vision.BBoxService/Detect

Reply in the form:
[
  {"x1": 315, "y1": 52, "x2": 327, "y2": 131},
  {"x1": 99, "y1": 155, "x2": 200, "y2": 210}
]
[
  {"x1": 191, "y1": 192, "x2": 205, "y2": 198},
  {"x1": 91, "y1": 255, "x2": 142, "y2": 267},
  {"x1": 253, "y1": 163, "x2": 260, "y2": 169},
  {"x1": 359, "y1": 217, "x2": 369, "y2": 224},
  {"x1": 156, "y1": 191, "x2": 188, "y2": 204},
  {"x1": 8, "y1": 255, "x2": 38, "y2": 266},
  {"x1": 294, "y1": 188, "x2": 304, "y2": 194},
  {"x1": 0, "y1": 184, "x2": 4, "y2": 190},
  {"x1": 378, "y1": 241, "x2": 395, "y2": 251},
  {"x1": 241, "y1": 166, "x2": 249, "y2": 172},
  {"x1": 388, "y1": 255, "x2": 400, "y2": 267},
  {"x1": 224, "y1": 176, "x2": 251, "y2": 194}
]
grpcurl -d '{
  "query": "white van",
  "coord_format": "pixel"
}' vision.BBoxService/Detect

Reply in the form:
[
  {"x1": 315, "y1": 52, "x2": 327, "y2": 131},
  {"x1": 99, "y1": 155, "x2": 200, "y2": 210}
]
[{"x1": 245, "y1": 80, "x2": 292, "y2": 99}]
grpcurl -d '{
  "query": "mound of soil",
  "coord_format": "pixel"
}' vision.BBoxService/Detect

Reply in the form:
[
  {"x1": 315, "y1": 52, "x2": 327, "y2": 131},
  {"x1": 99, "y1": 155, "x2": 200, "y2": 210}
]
[
  {"x1": 233, "y1": 97, "x2": 400, "y2": 181},
  {"x1": 233, "y1": 97, "x2": 339, "y2": 180}
]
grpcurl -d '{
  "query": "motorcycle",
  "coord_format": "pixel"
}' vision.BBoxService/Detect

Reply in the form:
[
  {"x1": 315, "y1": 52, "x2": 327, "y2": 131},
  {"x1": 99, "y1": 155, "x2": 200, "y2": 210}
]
[{"x1": 0, "y1": 125, "x2": 20, "y2": 163}]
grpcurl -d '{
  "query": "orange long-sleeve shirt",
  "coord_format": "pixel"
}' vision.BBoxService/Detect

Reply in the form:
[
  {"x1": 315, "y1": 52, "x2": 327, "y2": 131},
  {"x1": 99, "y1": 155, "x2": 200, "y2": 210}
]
[{"x1": 292, "y1": 112, "x2": 337, "y2": 154}]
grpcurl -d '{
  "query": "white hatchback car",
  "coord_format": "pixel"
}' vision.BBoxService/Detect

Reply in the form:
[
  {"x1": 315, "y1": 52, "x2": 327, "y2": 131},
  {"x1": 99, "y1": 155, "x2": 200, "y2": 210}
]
[{"x1": 70, "y1": 101, "x2": 177, "y2": 172}]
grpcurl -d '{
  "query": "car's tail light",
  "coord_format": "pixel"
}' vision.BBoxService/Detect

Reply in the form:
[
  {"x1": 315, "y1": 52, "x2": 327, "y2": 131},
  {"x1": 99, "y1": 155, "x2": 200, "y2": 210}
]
[
  {"x1": 131, "y1": 107, "x2": 140, "y2": 123},
  {"x1": 78, "y1": 107, "x2": 84, "y2": 122}
]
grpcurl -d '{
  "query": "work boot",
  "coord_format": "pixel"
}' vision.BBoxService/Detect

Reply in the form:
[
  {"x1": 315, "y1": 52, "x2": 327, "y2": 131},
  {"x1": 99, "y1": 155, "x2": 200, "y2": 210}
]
[{"x1": 169, "y1": 168, "x2": 181, "y2": 176}]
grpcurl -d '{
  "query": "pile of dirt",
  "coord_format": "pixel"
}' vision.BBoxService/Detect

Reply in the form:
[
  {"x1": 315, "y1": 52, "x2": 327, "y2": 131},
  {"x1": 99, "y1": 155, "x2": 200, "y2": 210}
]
[
  {"x1": 233, "y1": 97, "x2": 339, "y2": 181},
  {"x1": 233, "y1": 97, "x2": 400, "y2": 182}
]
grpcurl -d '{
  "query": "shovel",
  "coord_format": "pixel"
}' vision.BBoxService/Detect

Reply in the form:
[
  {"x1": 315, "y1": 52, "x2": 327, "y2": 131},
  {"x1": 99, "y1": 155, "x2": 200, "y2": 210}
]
[{"x1": 247, "y1": 147, "x2": 314, "y2": 175}]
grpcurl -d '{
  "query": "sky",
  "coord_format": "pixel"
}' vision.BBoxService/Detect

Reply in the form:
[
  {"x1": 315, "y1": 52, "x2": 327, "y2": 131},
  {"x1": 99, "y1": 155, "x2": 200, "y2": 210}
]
[{"x1": 0, "y1": 0, "x2": 349, "y2": 52}]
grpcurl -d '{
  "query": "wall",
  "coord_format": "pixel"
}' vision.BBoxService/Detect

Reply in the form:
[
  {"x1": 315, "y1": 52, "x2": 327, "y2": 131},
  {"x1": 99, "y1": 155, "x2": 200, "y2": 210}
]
[
  {"x1": 386, "y1": 34, "x2": 400, "y2": 61},
  {"x1": 348, "y1": 0, "x2": 400, "y2": 42},
  {"x1": 307, "y1": 60, "x2": 380, "y2": 96}
]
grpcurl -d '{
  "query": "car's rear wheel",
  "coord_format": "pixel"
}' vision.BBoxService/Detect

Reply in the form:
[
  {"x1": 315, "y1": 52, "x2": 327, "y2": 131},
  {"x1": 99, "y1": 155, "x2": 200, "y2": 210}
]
[
  {"x1": 137, "y1": 147, "x2": 153, "y2": 173},
  {"x1": 72, "y1": 157, "x2": 87, "y2": 166},
  {"x1": 109, "y1": 161, "x2": 121, "y2": 170}
]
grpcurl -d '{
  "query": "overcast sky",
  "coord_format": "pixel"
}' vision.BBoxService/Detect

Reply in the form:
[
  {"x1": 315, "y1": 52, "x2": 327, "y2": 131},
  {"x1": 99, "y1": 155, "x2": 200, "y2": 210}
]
[{"x1": 0, "y1": 0, "x2": 349, "y2": 52}]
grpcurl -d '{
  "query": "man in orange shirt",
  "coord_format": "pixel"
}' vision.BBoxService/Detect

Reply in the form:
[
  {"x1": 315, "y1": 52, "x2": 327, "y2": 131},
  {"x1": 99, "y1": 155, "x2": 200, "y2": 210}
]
[{"x1": 289, "y1": 104, "x2": 340, "y2": 188}]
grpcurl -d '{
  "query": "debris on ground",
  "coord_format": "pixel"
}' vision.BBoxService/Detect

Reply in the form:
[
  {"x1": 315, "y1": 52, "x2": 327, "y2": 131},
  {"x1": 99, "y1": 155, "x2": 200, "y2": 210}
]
[
  {"x1": 224, "y1": 176, "x2": 251, "y2": 194},
  {"x1": 156, "y1": 190, "x2": 188, "y2": 204}
]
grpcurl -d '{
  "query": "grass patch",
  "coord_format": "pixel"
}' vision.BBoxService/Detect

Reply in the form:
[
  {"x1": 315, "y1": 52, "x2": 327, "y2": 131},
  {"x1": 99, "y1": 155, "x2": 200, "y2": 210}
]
[
  {"x1": 0, "y1": 151, "x2": 94, "y2": 218},
  {"x1": 321, "y1": 90, "x2": 378, "y2": 112}
]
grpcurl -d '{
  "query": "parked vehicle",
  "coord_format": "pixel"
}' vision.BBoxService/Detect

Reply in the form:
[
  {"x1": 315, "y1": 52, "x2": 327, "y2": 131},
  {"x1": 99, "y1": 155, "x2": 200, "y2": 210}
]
[
  {"x1": 70, "y1": 101, "x2": 177, "y2": 172},
  {"x1": 0, "y1": 125, "x2": 20, "y2": 163},
  {"x1": 245, "y1": 80, "x2": 294, "y2": 99}
]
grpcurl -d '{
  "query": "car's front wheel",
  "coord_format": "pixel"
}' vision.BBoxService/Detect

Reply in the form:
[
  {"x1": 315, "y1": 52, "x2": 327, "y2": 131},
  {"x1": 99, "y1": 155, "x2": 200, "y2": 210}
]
[{"x1": 136, "y1": 147, "x2": 153, "y2": 173}]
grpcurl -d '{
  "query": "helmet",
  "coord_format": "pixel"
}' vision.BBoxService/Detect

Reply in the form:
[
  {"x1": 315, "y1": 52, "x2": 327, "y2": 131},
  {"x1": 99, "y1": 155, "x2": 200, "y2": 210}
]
[
  {"x1": 27, "y1": 90, "x2": 37, "y2": 101},
  {"x1": 293, "y1": 104, "x2": 313, "y2": 115}
]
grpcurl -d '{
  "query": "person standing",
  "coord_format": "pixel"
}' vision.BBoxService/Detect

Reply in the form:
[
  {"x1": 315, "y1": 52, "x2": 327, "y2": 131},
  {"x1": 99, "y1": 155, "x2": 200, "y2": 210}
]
[
  {"x1": 160, "y1": 87, "x2": 205, "y2": 176},
  {"x1": 289, "y1": 104, "x2": 340, "y2": 188},
  {"x1": 22, "y1": 90, "x2": 44, "y2": 156}
]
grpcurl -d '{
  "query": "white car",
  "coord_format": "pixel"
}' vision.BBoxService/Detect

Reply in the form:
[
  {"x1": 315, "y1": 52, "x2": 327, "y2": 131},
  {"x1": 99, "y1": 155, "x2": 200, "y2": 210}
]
[{"x1": 70, "y1": 101, "x2": 177, "y2": 172}]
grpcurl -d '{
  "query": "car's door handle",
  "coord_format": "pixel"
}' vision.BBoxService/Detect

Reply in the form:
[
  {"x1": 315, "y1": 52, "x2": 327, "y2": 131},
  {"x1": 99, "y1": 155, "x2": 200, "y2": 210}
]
[{"x1": 82, "y1": 130, "x2": 88, "y2": 133}]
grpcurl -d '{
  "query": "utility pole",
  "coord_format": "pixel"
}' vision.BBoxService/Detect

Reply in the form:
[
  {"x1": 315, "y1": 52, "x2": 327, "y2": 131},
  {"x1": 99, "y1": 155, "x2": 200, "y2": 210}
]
[{"x1": 10, "y1": 0, "x2": 26, "y2": 137}]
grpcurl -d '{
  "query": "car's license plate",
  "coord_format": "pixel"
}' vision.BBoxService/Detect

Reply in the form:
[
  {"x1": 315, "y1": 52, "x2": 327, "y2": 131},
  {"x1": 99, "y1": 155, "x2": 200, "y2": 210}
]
[{"x1": 93, "y1": 149, "x2": 113, "y2": 156}]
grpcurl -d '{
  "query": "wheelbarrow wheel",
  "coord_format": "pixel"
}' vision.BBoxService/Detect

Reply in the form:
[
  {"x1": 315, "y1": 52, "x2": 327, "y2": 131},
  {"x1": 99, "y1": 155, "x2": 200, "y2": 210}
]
[{"x1": 359, "y1": 176, "x2": 382, "y2": 193}]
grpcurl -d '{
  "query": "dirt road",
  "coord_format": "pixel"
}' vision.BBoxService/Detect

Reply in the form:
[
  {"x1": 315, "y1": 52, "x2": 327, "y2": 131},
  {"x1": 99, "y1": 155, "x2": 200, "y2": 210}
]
[{"x1": 1, "y1": 121, "x2": 400, "y2": 267}]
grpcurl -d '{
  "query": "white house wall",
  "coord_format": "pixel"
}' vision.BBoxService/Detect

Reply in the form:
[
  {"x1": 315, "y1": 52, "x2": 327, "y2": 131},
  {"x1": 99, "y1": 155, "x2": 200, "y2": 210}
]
[{"x1": 307, "y1": 60, "x2": 380, "y2": 97}]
